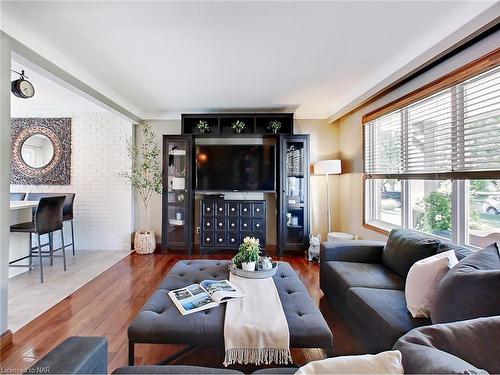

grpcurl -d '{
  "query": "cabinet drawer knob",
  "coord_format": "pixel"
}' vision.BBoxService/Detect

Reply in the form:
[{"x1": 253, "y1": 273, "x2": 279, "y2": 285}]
[
  {"x1": 207, "y1": 207, "x2": 211, "y2": 212},
  {"x1": 231, "y1": 223, "x2": 235, "y2": 227},
  {"x1": 206, "y1": 238, "x2": 211, "y2": 242},
  {"x1": 219, "y1": 223, "x2": 223, "y2": 227},
  {"x1": 219, "y1": 207, "x2": 223, "y2": 211},
  {"x1": 218, "y1": 238, "x2": 223, "y2": 242},
  {"x1": 243, "y1": 208, "x2": 247, "y2": 212},
  {"x1": 207, "y1": 222, "x2": 210, "y2": 226},
  {"x1": 231, "y1": 208, "x2": 235, "y2": 211},
  {"x1": 256, "y1": 208, "x2": 260, "y2": 212},
  {"x1": 230, "y1": 238, "x2": 235, "y2": 242},
  {"x1": 256, "y1": 224, "x2": 260, "y2": 228},
  {"x1": 243, "y1": 223, "x2": 247, "y2": 227}
]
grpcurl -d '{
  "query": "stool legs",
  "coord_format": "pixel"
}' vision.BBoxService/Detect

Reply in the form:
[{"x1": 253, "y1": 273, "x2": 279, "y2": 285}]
[
  {"x1": 28, "y1": 233, "x2": 33, "y2": 271},
  {"x1": 61, "y1": 229, "x2": 67, "y2": 272},
  {"x1": 49, "y1": 233, "x2": 54, "y2": 266},
  {"x1": 70, "y1": 220, "x2": 75, "y2": 255},
  {"x1": 37, "y1": 234, "x2": 44, "y2": 283}
]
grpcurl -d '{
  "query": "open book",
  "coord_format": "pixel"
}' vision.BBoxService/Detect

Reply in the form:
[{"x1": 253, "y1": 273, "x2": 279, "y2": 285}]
[{"x1": 169, "y1": 279, "x2": 245, "y2": 315}]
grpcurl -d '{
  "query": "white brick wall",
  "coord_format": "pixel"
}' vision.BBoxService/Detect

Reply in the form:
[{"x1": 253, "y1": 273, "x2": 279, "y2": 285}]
[{"x1": 11, "y1": 112, "x2": 133, "y2": 251}]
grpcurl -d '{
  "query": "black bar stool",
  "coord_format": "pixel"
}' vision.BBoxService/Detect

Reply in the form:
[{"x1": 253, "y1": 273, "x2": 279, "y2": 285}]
[
  {"x1": 10, "y1": 196, "x2": 66, "y2": 283},
  {"x1": 63, "y1": 193, "x2": 76, "y2": 256},
  {"x1": 26, "y1": 193, "x2": 76, "y2": 256},
  {"x1": 10, "y1": 192, "x2": 26, "y2": 201}
]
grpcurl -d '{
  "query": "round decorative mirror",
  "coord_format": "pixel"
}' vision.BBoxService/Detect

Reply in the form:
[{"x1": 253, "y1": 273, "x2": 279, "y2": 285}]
[
  {"x1": 11, "y1": 118, "x2": 71, "y2": 185},
  {"x1": 21, "y1": 134, "x2": 55, "y2": 168}
]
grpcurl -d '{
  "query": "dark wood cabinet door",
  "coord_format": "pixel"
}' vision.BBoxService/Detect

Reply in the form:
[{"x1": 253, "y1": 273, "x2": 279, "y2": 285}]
[
  {"x1": 278, "y1": 135, "x2": 310, "y2": 254},
  {"x1": 162, "y1": 136, "x2": 193, "y2": 254}
]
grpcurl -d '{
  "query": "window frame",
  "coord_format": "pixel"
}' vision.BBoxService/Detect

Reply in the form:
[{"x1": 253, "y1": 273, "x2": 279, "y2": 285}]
[{"x1": 363, "y1": 49, "x2": 500, "y2": 247}]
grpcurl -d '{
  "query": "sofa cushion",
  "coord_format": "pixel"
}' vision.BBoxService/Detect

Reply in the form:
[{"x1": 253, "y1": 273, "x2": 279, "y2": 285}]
[
  {"x1": 436, "y1": 241, "x2": 473, "y2": 261},
  {"x1": 431, "y1": 242, "x2": 500, "y2": 324},
  {"x1": 323, "y1": 261, "x2": 404, "y2": 299},
  {"x1": 295, "y1": 351, "x2": 403, "y2": 375},
  {"x1": 27, "y1": 336, "x2": 108, "y2": 375},
  {"x1": 113, "y1": 366, "x2": 243, "y2": 374},
  {"x1": 346, "y1": 287, "x2": 430, "y2": 351},
  {"x1": 394, "y1": 316, "x2": 500, "y2": 374},
  {"x1": 405, "y1": 250, "x2": 458, "y2": 318},
  {"x1": 382, "y1": 229, "x2": 440, "y2": 277},
  {"x1": 252, "y1": 369, "x2": 297, "y2": 374}
]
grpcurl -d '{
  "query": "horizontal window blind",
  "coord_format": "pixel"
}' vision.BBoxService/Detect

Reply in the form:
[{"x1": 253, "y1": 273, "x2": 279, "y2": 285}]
[
  {"x1": 460, "y1": 67, "x2": 500, "y2": 171},
  {"x1": 364, "y1": 64, "x2": 500, "y2": 179}
]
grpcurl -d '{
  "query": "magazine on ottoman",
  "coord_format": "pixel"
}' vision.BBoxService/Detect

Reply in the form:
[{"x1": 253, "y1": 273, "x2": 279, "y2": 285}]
[{"x1": 169, "y1": 279, "x2": 245, "y2": 315}]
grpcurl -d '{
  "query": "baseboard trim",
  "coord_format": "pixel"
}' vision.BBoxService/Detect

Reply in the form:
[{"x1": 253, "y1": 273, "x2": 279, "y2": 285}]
[{"x1": 0, "y1": 329, "x2": 13, "y2": 352}]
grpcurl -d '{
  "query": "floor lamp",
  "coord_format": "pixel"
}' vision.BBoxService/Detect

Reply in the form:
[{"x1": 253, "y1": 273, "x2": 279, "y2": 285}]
[{"x1": 313, "y1": 159, "x2": 341, "y2": 234}]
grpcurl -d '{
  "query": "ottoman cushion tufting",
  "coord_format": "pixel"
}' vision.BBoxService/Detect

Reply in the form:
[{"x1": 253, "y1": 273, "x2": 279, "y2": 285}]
[{"x1": 128, "y1": 260, "x2": 333, "y2": 364}]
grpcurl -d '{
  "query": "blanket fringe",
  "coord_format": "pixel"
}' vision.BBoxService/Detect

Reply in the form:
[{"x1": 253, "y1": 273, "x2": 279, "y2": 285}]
[{"x1": 223, "y1": 347, "x2": 292, "y2": 367}]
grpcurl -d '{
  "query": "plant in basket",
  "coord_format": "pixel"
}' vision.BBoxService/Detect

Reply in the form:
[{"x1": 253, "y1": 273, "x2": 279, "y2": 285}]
[
  {"x1": 119, "y1": 123, "x2": 162, "y2": 254},
  {"x1": 234, "y1": 236, "x2": 261, "y2": 271}
]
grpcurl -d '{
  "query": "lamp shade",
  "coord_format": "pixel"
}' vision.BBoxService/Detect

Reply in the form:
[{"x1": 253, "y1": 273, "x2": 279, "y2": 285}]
[{"x1": 314, "y1": 159, "x2": 341, "y2": 175}]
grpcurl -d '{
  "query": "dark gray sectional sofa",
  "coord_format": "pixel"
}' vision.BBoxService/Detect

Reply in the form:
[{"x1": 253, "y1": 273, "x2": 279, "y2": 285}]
[
  {"x1": 27, "y1": 316, "x2": 500, "y2": 374},
  {"x1": 320, "y1": 228, "x2": 473, "y2": 353}
]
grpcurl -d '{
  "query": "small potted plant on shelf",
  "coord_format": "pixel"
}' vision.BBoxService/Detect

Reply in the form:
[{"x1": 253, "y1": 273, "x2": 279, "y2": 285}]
[
  {"x1": 232, "y1": 120, "x2": 246, "y2": 134},
  {"x1": 196, "y1": 120, "x2": 210, "y2": 134},
  {"x1": 234, "y1": 236, "x2": 261, "y2": 271},
  {"x1": 268, "y1": 120, "x2": 282, "y2": 134}
]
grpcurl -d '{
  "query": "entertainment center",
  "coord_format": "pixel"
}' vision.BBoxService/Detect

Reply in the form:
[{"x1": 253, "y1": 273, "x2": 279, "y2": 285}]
[{"x1": 161, "y1": 113, "x2": 310, "y2": 256}]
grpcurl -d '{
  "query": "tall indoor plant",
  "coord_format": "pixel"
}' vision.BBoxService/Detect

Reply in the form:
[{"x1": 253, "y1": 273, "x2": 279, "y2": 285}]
[{"x1": 121, "y1": 123, "x2": 162, "y2": 254}]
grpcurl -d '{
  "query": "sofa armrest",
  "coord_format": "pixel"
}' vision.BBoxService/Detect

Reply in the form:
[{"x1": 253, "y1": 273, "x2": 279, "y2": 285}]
[
  {"x1": 320, "y1": 240, "x2": 385, "y2": 263},
  {"x1": 26, "y1": 336, "x2": 108, "y2": 374},
  {"x1": 394, "y1": 317, "x2": 500, "y2": 374}
]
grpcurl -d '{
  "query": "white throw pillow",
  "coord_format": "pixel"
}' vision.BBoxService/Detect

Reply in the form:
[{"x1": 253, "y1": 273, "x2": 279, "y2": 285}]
[
  {"x1": 294, "y1": 350, "x2": 403, "y2": 374},
  {"x1": 405, "y1": 250, "x2": 458, "y2": 318}
]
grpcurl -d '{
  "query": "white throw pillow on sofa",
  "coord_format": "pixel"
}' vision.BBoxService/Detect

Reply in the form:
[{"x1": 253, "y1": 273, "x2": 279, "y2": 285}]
[
  {"x1": 294, "y1": 350, "x2": 403, "y2": 374},
  {"x1": 405, "y1": 250, "x2": 458, "y2": 318}
]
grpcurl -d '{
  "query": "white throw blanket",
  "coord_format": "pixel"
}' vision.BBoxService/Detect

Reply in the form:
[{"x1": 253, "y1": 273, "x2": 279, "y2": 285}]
[{"x1": 223, "y1": 273, "x2": 292, "y2": 366}]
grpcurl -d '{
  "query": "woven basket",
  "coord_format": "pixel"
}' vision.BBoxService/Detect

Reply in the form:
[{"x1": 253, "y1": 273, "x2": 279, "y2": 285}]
[{"x1": 134, "y1": 229, "x2": 156, "y2": 254}]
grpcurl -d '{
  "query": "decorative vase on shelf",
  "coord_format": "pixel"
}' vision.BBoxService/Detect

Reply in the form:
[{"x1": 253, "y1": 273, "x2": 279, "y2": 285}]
[
  {"x1": 272, "y1": 129, "x2": 278, "y2": 134},
  {"x1": 199, "y1": 129, "x2": 206, "y2": 135},
  {"x1": 235, "y1": 129, "x2": 242, "y2": 134},
  {"x1": 134, "y1": 229, "x2": 156, "y2": 254},
  {"x1": 241, "y1": 261, "x2": 256, "y2": 271}
]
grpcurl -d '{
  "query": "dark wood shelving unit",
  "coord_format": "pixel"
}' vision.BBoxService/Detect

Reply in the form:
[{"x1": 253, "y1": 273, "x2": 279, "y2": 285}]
[
  {"x1": 162, "y1": 113, "x2": 310, "y2": 256},
  {"x1": 182, "y1": 113, "x2": 294, "y2": 136}
]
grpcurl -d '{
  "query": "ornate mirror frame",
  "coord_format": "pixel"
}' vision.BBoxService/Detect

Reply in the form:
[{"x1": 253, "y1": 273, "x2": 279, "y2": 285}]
[{"x1": 11, "y1": 118, "x2": 72, "y2": 185}]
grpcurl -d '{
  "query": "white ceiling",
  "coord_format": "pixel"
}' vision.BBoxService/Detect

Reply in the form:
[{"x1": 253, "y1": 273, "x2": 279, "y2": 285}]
[
  {"x1": 1, "y1": 1, "x2": 496, "y2": 120},
  {"x1": 11, "y1": 61, "x2": 106, "y2": 116}
]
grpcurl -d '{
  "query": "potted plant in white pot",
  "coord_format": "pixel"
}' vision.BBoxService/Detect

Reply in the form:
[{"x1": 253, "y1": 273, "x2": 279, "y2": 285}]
[
  {"x1": 267, "y1": 120, "x2": 282, "y2": 134},
  {"x1": 234, "y1": 236, "x2": 261, "y2": 271},
  {"x1": 196, "y1": 120, "x2": 210, "y2": 134},
  {"x1": 231, "y1": 120, "x2": 246, "y2": 134},
  {"x1": 120, "y1": 123, "x2": 162, "y2": 254}
]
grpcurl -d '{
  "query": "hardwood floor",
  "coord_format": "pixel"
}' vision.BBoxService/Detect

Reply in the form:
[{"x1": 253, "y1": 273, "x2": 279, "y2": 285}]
[{"x1": 0, "y1": 249, "x2": 362, "y2": 373}]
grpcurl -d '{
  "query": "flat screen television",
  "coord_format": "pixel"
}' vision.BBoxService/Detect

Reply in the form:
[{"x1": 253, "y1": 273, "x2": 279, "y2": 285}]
[{"x1": 196, "y1": 144, "x2": 275, "y2": 191}]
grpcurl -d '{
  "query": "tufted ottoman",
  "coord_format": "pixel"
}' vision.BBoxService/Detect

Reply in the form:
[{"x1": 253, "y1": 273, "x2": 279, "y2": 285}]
[{"x1": 128, "y1": 259, "x2": 333, "y2": 365}]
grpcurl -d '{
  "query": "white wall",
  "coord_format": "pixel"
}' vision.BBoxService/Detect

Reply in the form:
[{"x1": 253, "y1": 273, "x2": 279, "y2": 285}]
[
  {"x1": 1, "y1": 32, "x2": 13, "y2": 336},
  {"x1": 11, "y1": 111, "x2": 134, "y2": 251},
  {"x1": 335, "y1": 29, "x2": 500, "y2": 242},
  {"x1": 136, "y1": 119, "x2": 340, "y2": 245}
]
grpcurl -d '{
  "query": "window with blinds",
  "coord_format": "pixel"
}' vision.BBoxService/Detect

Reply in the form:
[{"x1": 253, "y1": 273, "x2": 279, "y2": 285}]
[{"x1": 364, "y1": 65, "x2": 500, "y2": 179}]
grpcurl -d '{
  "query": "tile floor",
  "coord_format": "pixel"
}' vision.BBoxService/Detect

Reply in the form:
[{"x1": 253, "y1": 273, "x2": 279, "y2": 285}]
[{"x1": 7, "y1": 250, "x2": 131, "y2": 332}]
